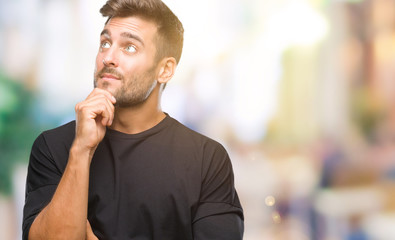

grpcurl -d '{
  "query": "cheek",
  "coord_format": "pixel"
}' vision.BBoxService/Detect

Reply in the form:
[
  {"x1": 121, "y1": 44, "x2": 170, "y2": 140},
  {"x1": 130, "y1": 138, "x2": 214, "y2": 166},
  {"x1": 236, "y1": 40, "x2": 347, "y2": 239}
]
[
  {"x1": 95, "y1": 60, "x2": 101, "y2": 70},
  {"x1": 123, "y1": 62, "x2": 147, "y2": 76},
  {"x1": 95, "y1": 54, "x2": 104, "y2": 68},
  {"x1": 94, "y1": 61, "x2": 105, "y2": 76},
  {"x1": 121, "y1": 64, "x2": 136, "y2": 77}
]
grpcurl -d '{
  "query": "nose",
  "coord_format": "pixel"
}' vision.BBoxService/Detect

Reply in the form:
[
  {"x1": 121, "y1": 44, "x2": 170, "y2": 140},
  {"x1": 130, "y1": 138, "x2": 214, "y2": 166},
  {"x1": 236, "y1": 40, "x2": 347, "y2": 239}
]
[{"x1": 102, "y1": 48, "x2": 119, "y2": 67}]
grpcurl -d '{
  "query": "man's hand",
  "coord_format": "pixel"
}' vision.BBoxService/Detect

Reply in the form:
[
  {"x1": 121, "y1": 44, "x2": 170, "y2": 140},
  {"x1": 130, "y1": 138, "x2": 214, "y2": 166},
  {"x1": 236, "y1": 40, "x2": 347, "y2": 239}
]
[{"x1": 73, "y1": 88, "x2": 116, "y2": 156}]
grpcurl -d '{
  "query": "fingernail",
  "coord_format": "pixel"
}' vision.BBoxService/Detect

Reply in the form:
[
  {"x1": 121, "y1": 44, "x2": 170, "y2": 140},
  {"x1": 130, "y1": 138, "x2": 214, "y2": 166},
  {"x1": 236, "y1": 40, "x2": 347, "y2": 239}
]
[{"x1": 112, "y1": 96, "x2": 116, "y2": 103}]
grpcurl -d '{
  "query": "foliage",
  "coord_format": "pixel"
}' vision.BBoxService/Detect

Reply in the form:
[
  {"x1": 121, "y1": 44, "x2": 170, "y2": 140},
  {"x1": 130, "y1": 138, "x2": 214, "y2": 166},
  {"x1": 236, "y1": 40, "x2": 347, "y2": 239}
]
[{"x1": 0, "y1": 72, "x2": 42, "y2": 195}]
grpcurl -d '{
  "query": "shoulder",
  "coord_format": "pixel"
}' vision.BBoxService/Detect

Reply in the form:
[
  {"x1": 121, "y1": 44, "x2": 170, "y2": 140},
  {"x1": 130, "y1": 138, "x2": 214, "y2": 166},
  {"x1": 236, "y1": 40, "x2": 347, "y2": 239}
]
[
  {"x1": 33, "y1": 120, "x2": 76, "y2": 159},
  {"x1": 168, "y1": 117, "x2": 225, "y2": 148},
  {"x1": 28, "y1": 121, "x2": 76, "y2": 181},
  {"x1": 41, "y1": 120, "x2": 76, "y2": 141},
  {"x1": 40, "y1": 120, "x2": 76, "y2": 146},
  {"x1": 166, "y1": 117, "x2": 228, "y2": 157}
]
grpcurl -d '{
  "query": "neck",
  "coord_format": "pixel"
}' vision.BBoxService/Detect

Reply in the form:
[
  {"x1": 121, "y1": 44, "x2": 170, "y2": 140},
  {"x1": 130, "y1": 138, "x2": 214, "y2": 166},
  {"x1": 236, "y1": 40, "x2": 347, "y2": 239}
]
[{"x1": 110, "y1": 86, "x2": 166, "y2": 134}]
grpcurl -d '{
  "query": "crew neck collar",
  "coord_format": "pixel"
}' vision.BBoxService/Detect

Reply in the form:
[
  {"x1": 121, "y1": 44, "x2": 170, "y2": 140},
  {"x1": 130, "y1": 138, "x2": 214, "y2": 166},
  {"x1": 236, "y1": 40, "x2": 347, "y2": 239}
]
[{"x1": 105, "y1": 113, "x2": 172, "y2": 139}]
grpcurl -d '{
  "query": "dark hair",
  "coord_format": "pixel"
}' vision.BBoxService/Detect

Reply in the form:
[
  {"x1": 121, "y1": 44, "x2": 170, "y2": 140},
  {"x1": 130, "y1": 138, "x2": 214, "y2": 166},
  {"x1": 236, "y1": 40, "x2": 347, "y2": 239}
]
[{"x1": 100, "y1": 0, "x2": 184, "y2": 64}]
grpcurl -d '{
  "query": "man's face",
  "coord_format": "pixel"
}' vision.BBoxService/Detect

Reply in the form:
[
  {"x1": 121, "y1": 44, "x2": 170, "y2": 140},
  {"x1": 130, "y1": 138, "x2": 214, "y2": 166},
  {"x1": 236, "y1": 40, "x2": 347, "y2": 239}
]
[{"x1": 94, "y1": 16, "x2": 159, "y2": 107}]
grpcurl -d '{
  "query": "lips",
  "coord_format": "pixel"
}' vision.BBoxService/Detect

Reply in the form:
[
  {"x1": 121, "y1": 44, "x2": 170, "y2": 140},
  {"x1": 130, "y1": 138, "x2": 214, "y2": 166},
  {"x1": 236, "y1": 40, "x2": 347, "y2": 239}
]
[
  {"x1": 95, "y1": 67, "x2": 123, "y2": 82},
  {"x1": 101, "y1": 73, "x2": 120, "y2": 81}
]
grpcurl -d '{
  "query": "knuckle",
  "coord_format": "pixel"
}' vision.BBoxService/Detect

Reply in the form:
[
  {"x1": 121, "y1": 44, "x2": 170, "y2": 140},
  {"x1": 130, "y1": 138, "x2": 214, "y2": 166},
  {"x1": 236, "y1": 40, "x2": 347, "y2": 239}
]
[
  {"x1": 100, "y1": 95, "x2": 107, "y2": 101},
  {"x1": 79, "y1": 105, "x2": 90, "y2": 114},
  {"x1": 75, "y1": 102, "x2": 83, "y2": 111},
  {"x1": 99, "y1": 104, "x2": 106, "y2": 112}
]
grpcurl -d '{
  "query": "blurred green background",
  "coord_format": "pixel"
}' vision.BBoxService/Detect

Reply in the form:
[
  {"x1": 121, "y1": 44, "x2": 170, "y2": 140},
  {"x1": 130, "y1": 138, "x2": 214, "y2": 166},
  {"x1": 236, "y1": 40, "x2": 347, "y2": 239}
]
[{"x1": 2, "y1": 0, "x2": 395, "y2": 239}]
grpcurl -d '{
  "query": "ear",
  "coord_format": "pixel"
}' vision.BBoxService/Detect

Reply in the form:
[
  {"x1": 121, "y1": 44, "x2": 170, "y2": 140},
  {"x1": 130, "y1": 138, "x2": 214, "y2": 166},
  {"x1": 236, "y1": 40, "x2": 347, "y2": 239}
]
[{"x1": 157, "y1": 57, "x2": 177, "y2": 84}]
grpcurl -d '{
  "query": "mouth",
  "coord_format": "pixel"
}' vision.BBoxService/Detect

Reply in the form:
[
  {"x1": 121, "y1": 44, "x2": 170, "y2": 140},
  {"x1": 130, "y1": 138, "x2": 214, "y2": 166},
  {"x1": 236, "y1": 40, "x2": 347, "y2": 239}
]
[{"x1": 100, "y1": 73, "x2": 121, "y2": 81}]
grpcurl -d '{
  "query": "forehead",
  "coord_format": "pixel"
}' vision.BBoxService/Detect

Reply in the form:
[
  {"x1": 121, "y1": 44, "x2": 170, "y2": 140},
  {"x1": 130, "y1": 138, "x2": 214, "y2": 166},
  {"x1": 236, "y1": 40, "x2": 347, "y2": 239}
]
[{"x1": 103, "y1": 16, "x2": 158, "y2": 42}]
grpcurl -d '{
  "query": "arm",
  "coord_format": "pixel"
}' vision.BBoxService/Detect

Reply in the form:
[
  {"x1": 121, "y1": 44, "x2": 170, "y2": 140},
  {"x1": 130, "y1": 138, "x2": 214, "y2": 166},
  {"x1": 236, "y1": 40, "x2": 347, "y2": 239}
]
[
  {"x1": 86, "y1": 220, "x2": 99, "y2": 240},
  {"x1": 28, "y1": 88, "x2": 116, "y2": 240},
  {"x1": 192, "y1": 143, "x2": 244, "y2": 239}
]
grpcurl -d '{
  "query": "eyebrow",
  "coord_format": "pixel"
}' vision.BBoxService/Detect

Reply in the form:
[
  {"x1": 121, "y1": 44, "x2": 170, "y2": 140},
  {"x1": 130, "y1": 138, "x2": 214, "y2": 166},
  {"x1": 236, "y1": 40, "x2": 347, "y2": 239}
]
[
  {"x1": 100, "y1": 29, "x2": 144, "y2": 46},
  {"x1": 100, "y1": 29, "x2": 111, "y2": 38}
]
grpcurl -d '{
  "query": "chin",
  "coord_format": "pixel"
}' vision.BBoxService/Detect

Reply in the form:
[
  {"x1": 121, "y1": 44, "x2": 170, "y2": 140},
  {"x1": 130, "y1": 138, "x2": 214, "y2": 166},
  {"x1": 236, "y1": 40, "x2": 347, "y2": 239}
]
[
  {"x1": 97, "y1": 81, "x2": 119, "y2": 95},
  {"x1": 103, "y1": 87, "x2": 118, "y2": 96}
]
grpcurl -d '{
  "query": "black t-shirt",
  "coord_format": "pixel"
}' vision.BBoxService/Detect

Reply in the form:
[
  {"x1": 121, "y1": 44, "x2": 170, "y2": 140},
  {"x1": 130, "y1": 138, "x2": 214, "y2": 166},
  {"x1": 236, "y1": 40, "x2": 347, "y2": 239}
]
[{"x1": 23, "y1": 115, "x2": 243, "y2": 240}]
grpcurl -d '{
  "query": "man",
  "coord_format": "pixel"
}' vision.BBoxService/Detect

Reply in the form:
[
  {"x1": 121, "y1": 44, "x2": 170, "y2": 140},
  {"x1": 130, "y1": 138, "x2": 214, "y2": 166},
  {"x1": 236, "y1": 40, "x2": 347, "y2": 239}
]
[{"x1": 23, "y1": 0, "x2": 244, "y2": 239}]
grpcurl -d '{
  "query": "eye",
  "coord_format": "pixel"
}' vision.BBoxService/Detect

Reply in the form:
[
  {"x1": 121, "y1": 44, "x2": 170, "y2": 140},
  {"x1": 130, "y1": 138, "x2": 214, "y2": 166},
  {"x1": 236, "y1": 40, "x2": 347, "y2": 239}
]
[
  {"x1": 125, "y1": 45, "x2": 137, "y2": 53},
  {"x1": 101, "y1": 42, "x2": 111, "y2": 49}
]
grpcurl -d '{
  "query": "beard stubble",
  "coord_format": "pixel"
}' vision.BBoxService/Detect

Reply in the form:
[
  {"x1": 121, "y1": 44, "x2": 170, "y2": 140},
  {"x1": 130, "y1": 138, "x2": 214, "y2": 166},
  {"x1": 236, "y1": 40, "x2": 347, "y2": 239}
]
[{"x1": 94, "y1": 65, "x2": 158, "y2": 107}]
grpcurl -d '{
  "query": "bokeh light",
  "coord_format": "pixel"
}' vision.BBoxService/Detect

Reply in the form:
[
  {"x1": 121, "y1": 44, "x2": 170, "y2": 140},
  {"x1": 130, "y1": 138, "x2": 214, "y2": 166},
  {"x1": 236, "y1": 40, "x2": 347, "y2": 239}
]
[{"x1": 2, "y1": 0, "x2": 395, "y2": 239}]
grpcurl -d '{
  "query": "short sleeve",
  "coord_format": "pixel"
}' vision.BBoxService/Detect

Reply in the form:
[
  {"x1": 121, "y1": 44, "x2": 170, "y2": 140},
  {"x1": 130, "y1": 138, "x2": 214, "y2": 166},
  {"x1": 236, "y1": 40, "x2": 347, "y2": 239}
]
[
  {"x1": 193, "y1": 213, "x2": 244, "y2": 240},
  {"x1": 22, "y1": 133, "x2": 63, "y2": 240},
  {"x1": 192, "y1": 142, "x2": 244, "y2": 239}
]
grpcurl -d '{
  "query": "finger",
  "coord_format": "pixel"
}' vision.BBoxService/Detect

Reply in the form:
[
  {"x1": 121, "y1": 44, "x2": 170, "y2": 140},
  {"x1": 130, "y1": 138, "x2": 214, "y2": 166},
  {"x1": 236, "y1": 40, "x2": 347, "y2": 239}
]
[
  {"x1": 86, "y1": 96, "x2": 114, "y2": 126},
  {"x1": 83, "y1": 94, "x2": 115, "y2": 116},
  {"x1": 87, "y1": 88, "x2": 116, "y2": 104},
  {"x1": 88, "y1": 101, "x2": 113, "y2": 126},
  {"x1": 76, "y1": 99, "x2": 113, "y2": 126},
  {"x1": 102, "y1": 98, "x2": 115, "y2": 126},
  {"x1": 86, "y1": 94, "x2": 115, "y2": 125},
  {"x1": 76, "y1": 91, "x2": 116, "y2": 128},
  {"x1": 82, "y1": 91, "x2": 115, "y2": 126},
  {"x1": 107, "y1": 98, "x2": 115, "y2": 126},
  {"x1": 79, "y1": 95, "x2": 115, "y2": 118}
]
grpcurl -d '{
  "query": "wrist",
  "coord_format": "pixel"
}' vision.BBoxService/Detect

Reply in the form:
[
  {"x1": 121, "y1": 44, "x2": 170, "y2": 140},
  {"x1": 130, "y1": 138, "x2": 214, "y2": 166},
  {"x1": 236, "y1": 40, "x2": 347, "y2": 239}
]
[{"x1": 70, "y1": 141, "x2": 96, "y2": 165}]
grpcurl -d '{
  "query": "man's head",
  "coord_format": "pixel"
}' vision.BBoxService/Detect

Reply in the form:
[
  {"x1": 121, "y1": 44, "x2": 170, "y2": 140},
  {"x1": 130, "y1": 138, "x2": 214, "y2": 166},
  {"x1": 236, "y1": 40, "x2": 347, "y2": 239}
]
[
  {"x1": 94, "y1": 0, "x2": 184, "y2": 107},
  {"x1": 100, "y1": 0, "x2": 184, "y2": 64}
]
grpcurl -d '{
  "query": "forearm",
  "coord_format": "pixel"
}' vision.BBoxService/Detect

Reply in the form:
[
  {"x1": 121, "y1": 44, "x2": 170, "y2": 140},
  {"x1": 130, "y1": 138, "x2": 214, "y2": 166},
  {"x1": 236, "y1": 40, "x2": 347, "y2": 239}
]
[{"x1": 28, "y1": 145, "x2": 93, "y2": 240}]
